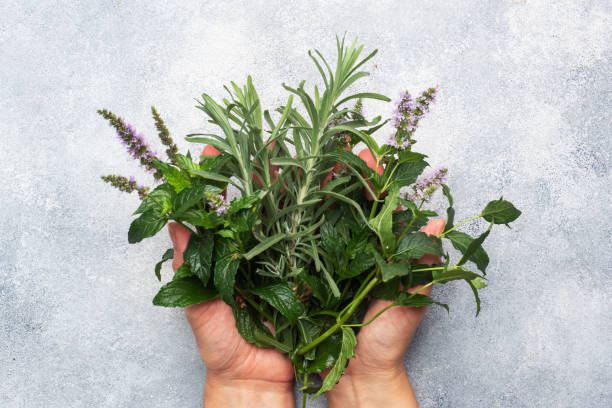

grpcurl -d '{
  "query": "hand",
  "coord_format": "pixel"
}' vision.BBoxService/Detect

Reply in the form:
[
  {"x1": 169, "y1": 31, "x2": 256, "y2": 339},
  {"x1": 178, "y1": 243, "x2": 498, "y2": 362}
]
[
  {"x1": 325, "y1": 219, "x2": 446, "y2": 408},
  {"x1": 168, "y1": 222, "x2": 294, "y2": 408}
]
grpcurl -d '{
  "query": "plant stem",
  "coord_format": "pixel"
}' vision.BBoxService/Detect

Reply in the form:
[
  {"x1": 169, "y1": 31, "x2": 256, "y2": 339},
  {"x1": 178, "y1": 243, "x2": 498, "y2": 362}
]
[
  {"x1": 235, "y1": 286, "x2": 274, "y2": 322},
  {"x1": 438, "y1": 214, "x2": 483, "y2": 238},
  {"x1": 297, "y1": 276, "x2": 380, "y2": 355},
  {"x1": 343, "y1": 281, "x2": 435, "y2": 328}
]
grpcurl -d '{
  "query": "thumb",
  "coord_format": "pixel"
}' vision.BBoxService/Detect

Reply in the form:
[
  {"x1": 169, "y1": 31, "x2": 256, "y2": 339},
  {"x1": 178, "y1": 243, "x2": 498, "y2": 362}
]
[{"x1": 168, "y1": 222, "x2": 191, "y2": 272}]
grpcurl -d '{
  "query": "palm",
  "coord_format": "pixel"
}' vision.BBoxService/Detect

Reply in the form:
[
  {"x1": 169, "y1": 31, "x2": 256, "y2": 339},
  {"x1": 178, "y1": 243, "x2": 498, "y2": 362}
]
[
  {"x1": 342, "y1": 219, "x2": 445, "y2": 376},
  {"x1": 169, "y1": 222, "x2": 293, "y2": 384},
  {"x1": 345, "y1": 296, "x2": 429, "y2": 375},
  {"x1": 185, "y1": 299, "x2": 294, "y2": 383}
]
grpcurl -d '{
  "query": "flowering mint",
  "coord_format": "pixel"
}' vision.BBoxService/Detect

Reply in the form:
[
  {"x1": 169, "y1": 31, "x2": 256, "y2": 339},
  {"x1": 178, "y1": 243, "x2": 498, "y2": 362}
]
[
  {"x1": 401, "y1": 166, "x2": 448, "y2": 202},
  {"x1": 387, "y1": 86, "x2": 438, "y2": 150},
  {"x1": 101, "y1": 174, "x2": 149, "y2": 200},
  {"x1": 97, "y1": 109, "x2": 163, "y2": 180},
  {"x1": 206, "y1": 192, "x2": 229, "y2": 216},
  {"x1": 151, "y1": 106, "x2": 178, "y2": 165}
]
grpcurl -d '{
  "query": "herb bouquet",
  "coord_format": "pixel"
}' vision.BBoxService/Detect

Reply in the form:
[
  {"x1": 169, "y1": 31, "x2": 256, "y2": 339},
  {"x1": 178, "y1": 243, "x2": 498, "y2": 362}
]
[{"x1": 99, "y1": 37, "x2": 521, "y2": 400}]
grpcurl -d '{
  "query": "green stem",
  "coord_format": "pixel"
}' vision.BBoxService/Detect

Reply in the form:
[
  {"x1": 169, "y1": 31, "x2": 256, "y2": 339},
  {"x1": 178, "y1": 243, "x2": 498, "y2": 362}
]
[
  {"x1": 235, "y1": 286, "x2": 274, "y2": 322},
  {"x1": 301, "y1": 374, "x2": 308, "y2": 408},
  {"x1": 343, "y1": 281, "x2": 435, "y2": 328},
  {"x1": 297, "y1": 276, "x2": 380, "y2": 355},
  {"x1": 438, "y1": 214, "x2": 483, "y2": 238}
]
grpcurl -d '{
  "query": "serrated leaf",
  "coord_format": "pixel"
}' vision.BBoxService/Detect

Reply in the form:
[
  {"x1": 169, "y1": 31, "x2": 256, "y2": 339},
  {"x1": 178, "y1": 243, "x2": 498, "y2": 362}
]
[
  {"x1": 173, "y1": 263, "x2": 193, "y2": 280},
  {"x1": 183, "y1": 231, "x2": 214, "y2": 285},
  {"x1": 133, "y1": 183, "x2": 174, "y2": 215},
  {"x1": 177, "y1": 209, "x2": 224, "y2": 229},
  {"x1": 445, "y1": 230, "x2": 489, "y2": 273},
  {"x1": 482, "y1": 199, "x2": 521, "y2": 224},
  {"x1": 442, "y1": 184, "x2": 454, "y2": 229},
  {"x1": 456, "y1": 224, "x2": 492, "y2": 271},
  {"x1": 128, "y1": 210, "x2": 167, "y2": 243},
  {"x1": 152, "y1": 276, "x2": 217, "y2": 307},
  {"x1": 305, "y1": 330, "x2": 342, "y2": 374},
  {"x1": 396, "y1": 232, "x2": 444, "y2": 259},
  {"x1": 395, "y1": 160, "x2": 428, "y2": 187},
  {"x1": 396, "y1": 292, "x2": 448, "y2": 312},
  {"x1": 228, "y1": 193, "x2": 261, "y2": 216},
  {"x1": 154, "y1": 159, "x2": 191, "y2": 192},
  {"x1": 380, "y1": 262, "x2": 411, "y2": 282},
  {"x1": 232, "y1": 306, "x2": 276, "y2": 348},
  {"x1": 213, "y1": 249, "x2": 240, "y2": 306},
  {"x1": 369, "y1": 186, "x2": 400, "y2": 252},
  {"x1": 314, "y1": 327, "x2": 357, "y2": 397},
  {"x1": 251, "y1": 282, "x2": 302, "y2": 323},
  {"x1": 154, "y1": 248, "x2": 173, "y2": 281},
  {"x1": 174, "y1": 185, "x2": 222, "y2": 214}
]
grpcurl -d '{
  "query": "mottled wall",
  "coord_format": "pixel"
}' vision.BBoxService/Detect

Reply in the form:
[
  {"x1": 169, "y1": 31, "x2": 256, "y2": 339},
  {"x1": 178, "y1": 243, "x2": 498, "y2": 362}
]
[{"x1": 1, "y1": 1, "x2": 610, "y2": 407}]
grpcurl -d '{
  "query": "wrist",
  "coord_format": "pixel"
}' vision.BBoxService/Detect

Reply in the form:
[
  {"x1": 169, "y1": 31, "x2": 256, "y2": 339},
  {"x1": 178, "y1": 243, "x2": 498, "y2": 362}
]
[
  {"x1": 204, "y1": 374, "x2": 294, "y2": 408},
  {"x1": 326, "y1": 367, "x2": 418, "y2": 408}
]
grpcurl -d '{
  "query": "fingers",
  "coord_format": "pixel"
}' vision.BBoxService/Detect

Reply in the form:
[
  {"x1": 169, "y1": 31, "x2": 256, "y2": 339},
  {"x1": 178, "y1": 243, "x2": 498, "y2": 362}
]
[
  {"x1": 415, "y1": 219, "x2": 446, "y2": 266},
  {"x1": 168, "y1": 222, "x2": 191, "y2": 272}
]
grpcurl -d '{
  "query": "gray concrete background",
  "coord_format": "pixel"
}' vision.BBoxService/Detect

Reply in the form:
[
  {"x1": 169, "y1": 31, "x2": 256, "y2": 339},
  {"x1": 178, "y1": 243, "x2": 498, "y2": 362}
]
[{"x1": 1, "y1": 1, "x2": 610, "y2": 407}]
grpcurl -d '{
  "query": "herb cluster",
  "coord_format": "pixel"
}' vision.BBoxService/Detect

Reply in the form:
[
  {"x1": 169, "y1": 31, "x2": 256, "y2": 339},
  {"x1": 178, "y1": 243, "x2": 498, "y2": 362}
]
[{"x1": 100, "y1": 37, "x2": 521, "y2": 399}]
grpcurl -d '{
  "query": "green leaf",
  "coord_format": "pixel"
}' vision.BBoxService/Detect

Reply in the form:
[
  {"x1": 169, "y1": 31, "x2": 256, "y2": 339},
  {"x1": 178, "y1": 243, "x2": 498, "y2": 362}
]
[
  {"x1": 243, "y1": 234, "x2": 288, "y2": 260},
  {"x1": 154, "y1": 159, "x2": 191, "y2": 193},
  {"x1": 305, "y1": 330, "x2": 342, "y2": 374},
  {"x1": 177, "y1": 209, "x2": 224, "y2": 229},
  {"x1": 369, "y1": 186, "x2": 400, "y2": 252},
  {"x1": 174, "y1": 153, "x2": 199, "y2": 173},
  {"x1": 174, "y1": 185, "x2": 222, "y2": 214},
  {"x1": 456, "y1": 224, "x2": 492, "y2": 270},
  {"x1": 183, "y1": 231, "x2": 214, "y2": 285},
  {"x1": 371, "y1": 277, "x2": 401, "y2": 299},
  {"x1": 396, "y1": 232, "x2": 444, "y2": 259},
  {"x1": 433, "y1": 266, "x2": 482, "y2": 283},
  {"x1": 154, "y1": 248, "x2": 173, "y2": 281},
  {"x1": 298, "y1": 271, "x2": 328, "y2": 304},
  {"x1": 482, "y1": 199, "x2": 521, "y2": 224},
  {"x1": 445, "y1": 230, "x2": 489, "y2": 273},
  {"x1": 232, "y1": 306, "x2": 284, "y2": 350},
  {"x1": 442, "y1": 184, "x2": 454, "y2": 229},
  {"x1": 341, "y1": 251, "x2": 375, "y2": 281},
  {"x1": 228, "y1": 193, "x2": 261, "y2": 216},
  {"x1": 190, "y1": 169, "x2": 233, "y2": 184},
  {"x1": 134, "y1": 184, "x2": 174, "y2": 215},
  {"x1": 269, "y1": 157, "x2": 305, "y2": 169},
  {"x1": 251, "y1": 282, "x2": 302, "y2": 324},
  {"x1": 395, "y1": 160, "x2": 428, "y2": 187},
  {"x1": 467, "y1": 279, "x2": 482, "y2": 316},
  {"x1": 173, "y1": 263, "x2": 193, "y2": 280},
  {"x1": 213, "y1": 249, "x2": 240, "y2": 306},
  {"x1": 396, "y1": 292, "x2": 449, "y2": 312},
  {"x1": 152, "y1": 277, "x2": 217, "y2": 307},
  {"x1": 380, "y1": 262, "x2": 411, "y2": 282},
  {"x1": 314, "y1": 327, "x2": 357, "y2": 397},
  {"x1": 128, "y1": 210, "x2": 167, "y2": 243}
]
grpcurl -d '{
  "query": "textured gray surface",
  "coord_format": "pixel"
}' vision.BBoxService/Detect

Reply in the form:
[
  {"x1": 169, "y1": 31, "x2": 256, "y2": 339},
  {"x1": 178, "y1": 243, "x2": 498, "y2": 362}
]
[{"x1": 1, "y1": 1, "x2": 611, "y2": 407}]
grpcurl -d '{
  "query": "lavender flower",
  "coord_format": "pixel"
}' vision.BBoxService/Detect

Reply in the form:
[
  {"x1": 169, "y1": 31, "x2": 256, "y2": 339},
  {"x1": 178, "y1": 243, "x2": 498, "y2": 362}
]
[
  {"x1": 206, "y1": 192, "x2": 230, "y2": 216},
  {"x1": 98, "y1": 109, "x2": 163, "y2": 180},
  {"x1": 101, "y1": 174, "x2": 149, "y2": 200},
  {"x1": 400, "y1": 166, "x2": 448, "y2": 202}
]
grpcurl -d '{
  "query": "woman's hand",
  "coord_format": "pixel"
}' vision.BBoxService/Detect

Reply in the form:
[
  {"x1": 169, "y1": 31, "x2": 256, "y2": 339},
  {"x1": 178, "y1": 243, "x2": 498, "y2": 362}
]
[
  {"x1": 325, "y1": 219, "x2": 446, "y2": 408},
  {"x1": 168, "y1": 222, "x2": 294, "y2": 408}
]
